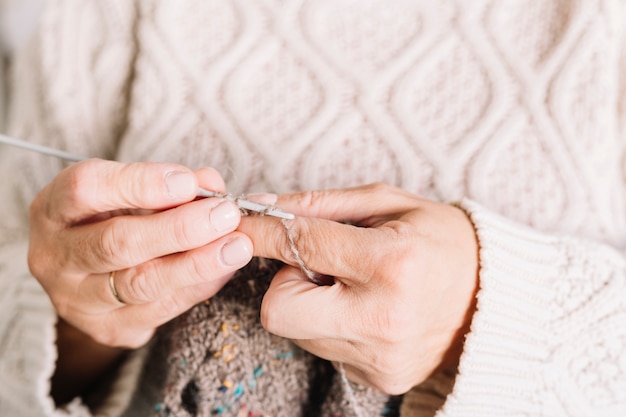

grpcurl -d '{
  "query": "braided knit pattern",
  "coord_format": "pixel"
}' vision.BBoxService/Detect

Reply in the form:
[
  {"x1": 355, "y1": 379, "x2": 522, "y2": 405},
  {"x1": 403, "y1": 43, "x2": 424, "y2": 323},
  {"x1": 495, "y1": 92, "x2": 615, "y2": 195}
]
[{"x1": 1, "y1": 0, "x2": 626, "y2": 416}]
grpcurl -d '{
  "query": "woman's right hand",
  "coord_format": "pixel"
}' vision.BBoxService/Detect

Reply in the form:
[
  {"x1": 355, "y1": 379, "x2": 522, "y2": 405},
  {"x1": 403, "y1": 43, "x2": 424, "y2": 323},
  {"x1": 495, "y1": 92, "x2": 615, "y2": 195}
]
[{"x1": 27, "y1": 159, "x2": 252, "y2": 401}]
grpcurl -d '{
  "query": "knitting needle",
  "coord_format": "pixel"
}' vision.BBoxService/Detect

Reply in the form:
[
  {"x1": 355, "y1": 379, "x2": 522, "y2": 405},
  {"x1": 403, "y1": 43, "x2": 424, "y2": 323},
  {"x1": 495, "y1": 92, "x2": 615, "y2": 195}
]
[
  {"x1": 194, "y1": 188, "x2": 295, "y2": 219},
  {"x1": 0, "y1": 133, "x2": 295, "y2": 220},
  {"x1": 0, "y1": 133, "x2": 86, "y2": 162}
]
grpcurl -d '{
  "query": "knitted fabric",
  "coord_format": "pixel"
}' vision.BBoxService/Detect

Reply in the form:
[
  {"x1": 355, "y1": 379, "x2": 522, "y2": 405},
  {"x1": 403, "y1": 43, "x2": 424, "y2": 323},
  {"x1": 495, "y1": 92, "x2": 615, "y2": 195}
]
[
  {"x1": 1, "y1": 1, "x2": 626, "y2": 416},
  {"x1": 157, "y1": 258, "x2": 391, "y2": 417}
]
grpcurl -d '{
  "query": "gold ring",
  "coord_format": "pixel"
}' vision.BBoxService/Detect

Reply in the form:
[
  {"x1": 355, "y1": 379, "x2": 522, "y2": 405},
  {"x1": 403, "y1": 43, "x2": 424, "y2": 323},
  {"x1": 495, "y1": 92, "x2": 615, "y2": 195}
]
[{"x1": 108, "y1": 271, "x2": 125, "y2": 304}]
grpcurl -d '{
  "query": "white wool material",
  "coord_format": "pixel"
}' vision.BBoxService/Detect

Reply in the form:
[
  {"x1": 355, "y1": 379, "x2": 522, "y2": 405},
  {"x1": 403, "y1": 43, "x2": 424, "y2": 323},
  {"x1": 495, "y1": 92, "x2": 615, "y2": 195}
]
[{"x1": 0, "y1": 1, "x2": 625, "y2": 416}]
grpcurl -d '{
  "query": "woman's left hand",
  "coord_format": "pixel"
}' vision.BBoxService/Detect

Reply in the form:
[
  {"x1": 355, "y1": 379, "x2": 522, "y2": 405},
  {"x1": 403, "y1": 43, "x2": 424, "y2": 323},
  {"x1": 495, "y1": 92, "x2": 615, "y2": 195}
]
[{"x1": 238, "y1": 183, "x2": 479, "y2": 395}]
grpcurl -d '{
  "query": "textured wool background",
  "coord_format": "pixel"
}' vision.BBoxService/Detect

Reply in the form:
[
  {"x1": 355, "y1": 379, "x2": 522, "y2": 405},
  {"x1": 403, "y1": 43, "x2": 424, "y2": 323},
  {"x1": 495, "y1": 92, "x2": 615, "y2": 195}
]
[
  {"x1": 0, "y1": 0, "x2": 44, "y2": 131},
  {"x1": 0, "y1": 1, "x2": 625, "y2": 416},
  {"x1": 132, "y1": 258, "x2": 394, "y2": 417}
]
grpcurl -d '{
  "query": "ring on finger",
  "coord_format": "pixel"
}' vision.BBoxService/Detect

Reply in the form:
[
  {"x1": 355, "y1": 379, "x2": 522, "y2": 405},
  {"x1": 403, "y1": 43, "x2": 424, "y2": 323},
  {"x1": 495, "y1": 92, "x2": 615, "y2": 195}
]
[{"x1": 109, "y1": 270, "x2": 126, "y2": 304}]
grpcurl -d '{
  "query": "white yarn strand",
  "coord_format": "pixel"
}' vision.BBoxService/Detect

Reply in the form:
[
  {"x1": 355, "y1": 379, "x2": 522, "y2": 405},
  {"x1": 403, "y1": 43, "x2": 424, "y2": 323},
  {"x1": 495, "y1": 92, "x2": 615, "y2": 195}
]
[
  {"x1": 280, "y1": 218, "x2": 322, "y2": 283},
  {"x1": 281, "y1": 217, "x2": 365, "y2": 416},
  {"x1": 0, "y1": 134, "x2": 294, "y2": 219},
  {"x1": 339, "y1": 363, "x2": 365, "y2": 417}
]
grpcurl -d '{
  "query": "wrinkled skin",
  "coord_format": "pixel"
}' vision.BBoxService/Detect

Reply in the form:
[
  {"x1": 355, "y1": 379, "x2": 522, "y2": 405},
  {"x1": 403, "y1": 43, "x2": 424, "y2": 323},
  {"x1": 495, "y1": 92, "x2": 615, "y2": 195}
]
[
  {"x1": 239, "y1": 184, "x2": 479, "y2": 395},
  {"x1": 28, "y1": 159, "x2": 253, "y2": 402},
  {"x1": 29, "y1": 159, "x2": 478, "y2": 401}
]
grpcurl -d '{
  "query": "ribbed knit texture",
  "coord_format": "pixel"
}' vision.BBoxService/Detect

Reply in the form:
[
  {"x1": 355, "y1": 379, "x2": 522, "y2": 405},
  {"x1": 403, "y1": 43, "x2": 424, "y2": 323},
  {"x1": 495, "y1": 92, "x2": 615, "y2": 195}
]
[
  {"x1": 0, "y1": 0, "x2": 625, "y2": 416},
  {"x1": 432, "y1": 200, "x2": 626, "y2": 416}
]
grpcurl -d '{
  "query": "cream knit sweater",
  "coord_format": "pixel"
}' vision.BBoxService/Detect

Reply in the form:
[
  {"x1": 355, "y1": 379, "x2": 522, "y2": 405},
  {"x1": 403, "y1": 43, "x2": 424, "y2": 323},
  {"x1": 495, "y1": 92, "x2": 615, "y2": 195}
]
[{"x1": 1, "y1": 0, "x2": 626, "y2": 416}]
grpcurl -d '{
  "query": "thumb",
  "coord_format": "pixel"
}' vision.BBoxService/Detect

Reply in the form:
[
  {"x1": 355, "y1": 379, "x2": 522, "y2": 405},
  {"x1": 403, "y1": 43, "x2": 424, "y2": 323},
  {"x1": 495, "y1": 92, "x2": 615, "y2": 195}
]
[{"x1": 44, "y1": 159, "x2": 200, "y2": 224}]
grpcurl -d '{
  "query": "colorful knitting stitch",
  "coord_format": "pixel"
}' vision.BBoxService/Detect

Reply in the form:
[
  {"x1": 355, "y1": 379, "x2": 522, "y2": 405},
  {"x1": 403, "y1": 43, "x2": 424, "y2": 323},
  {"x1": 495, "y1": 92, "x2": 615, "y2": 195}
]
[{"x1": 156, "y1": 258, "x2": 394, "y2": 417}]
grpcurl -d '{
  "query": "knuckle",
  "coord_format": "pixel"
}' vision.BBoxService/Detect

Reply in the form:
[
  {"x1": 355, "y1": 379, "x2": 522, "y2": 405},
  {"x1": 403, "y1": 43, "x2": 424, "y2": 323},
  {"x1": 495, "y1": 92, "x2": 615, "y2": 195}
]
[
  {"x1": 390, "y1": 218, "x2": 414, "y2": 235},
  {"x1": 374, "y1": 224, "x2": 420, "y2": 278},
  {"x1": 123, "y1": 265, "x2": 157, "y2": 303},
  {"x1": 280, "y1": 218, "x2": 314, "y2": 267},
  {"x1": 155, "y1": 293, "x2": 185, "y2": 321},
  {"x1": 173, "y1": 215, "x2": 204, "y2": 249},
  {"x1": 293, "y1": 189, "x2": 320, "y2": 211},
  {"x1": 185, "y1": 253, "x2": 211, "y2": 285},
  {"x1": 111, "y1": 162, "x2": 145, "y2": 206},
  {"x1": 291, "y1": 188, "x2": 335, "y2": 215},
  {"x1": 120, "y1": 164, "x2": 145, "y2": 203},
  {"x1": 123, "y1": 163, "x2": 169, "y2": 208},
  {"x1": 98, "y1": 219, "x2": 134, "y2": 266},
  {"x1": 64, "y1": 161, "x2": 98, "y2": 205},
  {"x1": 260, "y1": 296, "x2": 282, "y2": 335},
  {"x1": 99, "y1": 222, "x2": 119, "y2": 262},
  {"x1": 122, "y1": 162, "x2": 193, "y2": 207}
]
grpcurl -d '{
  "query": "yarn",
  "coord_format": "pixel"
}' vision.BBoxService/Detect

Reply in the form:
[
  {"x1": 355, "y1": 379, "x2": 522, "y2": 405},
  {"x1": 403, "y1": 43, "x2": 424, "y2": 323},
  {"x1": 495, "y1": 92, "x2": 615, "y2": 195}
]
[
  {"x1": 156, "y1": 202, "x2": 394, "y2": 416},
  {"x1": 280, "y1": 218, "x2": 334, "y2": 286},
  {"x1": 338, "y1": 364, "x2": 364, "y2": 417},
  {"x1": 279, "y1": 218, "x2": 363, "y2": 416},
  {"x1": 280, "y1": 218, "x2": 319, "y2": 283},
  {"x1": 279, "y1": 218, "x2": 364, "y2": 415}
]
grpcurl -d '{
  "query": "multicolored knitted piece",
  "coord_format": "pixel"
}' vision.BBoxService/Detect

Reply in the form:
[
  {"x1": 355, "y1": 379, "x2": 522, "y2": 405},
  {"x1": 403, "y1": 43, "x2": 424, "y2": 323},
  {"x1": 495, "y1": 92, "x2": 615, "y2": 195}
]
[{"x1": 156, "y1": 258, "x2": 394, "y2": 417}]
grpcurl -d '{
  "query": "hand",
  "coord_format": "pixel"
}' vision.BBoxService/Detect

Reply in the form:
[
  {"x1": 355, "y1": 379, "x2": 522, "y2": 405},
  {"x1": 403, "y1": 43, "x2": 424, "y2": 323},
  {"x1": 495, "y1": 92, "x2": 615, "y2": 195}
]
[
  {"x1": 28, "y1": 159, "x2": 253, "y2": 401},
  {"x1": 239, "y1": 183, "x2": 479, "y2": 395}
]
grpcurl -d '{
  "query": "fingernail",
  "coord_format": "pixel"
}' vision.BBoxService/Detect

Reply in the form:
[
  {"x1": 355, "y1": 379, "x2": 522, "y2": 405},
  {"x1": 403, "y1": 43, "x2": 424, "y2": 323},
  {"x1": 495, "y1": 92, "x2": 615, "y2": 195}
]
[
  {"x1": 220, "y1": 237, "x2": 252, "y2": 266},
  {"x1": 210, "y1": 201, "x2": 240, "y2": 232},
  {"x1": 165, "y1": 171, "x2": 196, "y2": 200},
  {"x1": 246, "y1": 193, "x2": 278, "y2": 206}
]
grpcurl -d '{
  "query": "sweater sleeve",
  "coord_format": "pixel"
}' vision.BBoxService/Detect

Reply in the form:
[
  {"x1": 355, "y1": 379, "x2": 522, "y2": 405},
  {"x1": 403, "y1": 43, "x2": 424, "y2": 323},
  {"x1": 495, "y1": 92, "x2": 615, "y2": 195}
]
[
  {"x1": 0, "y1": 2, "x2": 141, "y2": 416},
  {"x1": 419, "y1": 200, "x2": 626, "y2": 417}
]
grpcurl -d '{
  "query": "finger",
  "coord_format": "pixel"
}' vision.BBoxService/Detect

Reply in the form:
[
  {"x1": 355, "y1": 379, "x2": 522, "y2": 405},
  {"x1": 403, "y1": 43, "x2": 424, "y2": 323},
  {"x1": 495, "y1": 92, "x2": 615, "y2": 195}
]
[
  {"x1": 260, "y1": 266, "x2": 352, "y2": 339},
  {"x1": 122, "y1": 277, "x2": 234, "y2": 332},
  {"x1": 240, "y1": 214, "x2": 392, "y2": 282},
  {"x1": 195, "y1": 166, "x2": 226, "y2": 193},
  {"x1": 81, "y1": 232, "x2": 252, "y2": 308},
  {"x1": 42, "y1": 159, "x2": 202, "y2": 224},
  {"x1": 96, "y1": 272, "x2": 240, "y2": 349},
  {"x1": 238, "y1": 184, "x2": 418, "y2": 281},
  {"x1": 66, "y1": 197, "x2": 242, "y2": 272},
  {"x1": 271, "y1": 183, "x2": 418, "y2": 224},
  {"x1": 97, "y1": 280, "x2": 229, "y2": 349}
]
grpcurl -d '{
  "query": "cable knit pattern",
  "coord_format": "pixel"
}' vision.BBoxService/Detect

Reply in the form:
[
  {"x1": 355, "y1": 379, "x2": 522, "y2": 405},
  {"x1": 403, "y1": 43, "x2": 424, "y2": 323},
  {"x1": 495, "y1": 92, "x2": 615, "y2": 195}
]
[{"x1": 0, "y1": 0, "x2": 625, "y2": 416}]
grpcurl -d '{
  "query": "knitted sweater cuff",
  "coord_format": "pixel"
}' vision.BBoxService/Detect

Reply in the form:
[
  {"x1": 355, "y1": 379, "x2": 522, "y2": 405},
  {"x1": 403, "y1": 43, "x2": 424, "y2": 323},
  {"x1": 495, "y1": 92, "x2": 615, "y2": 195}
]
[
  {"x1": 0, "y1": 239, "x2": 58, "y2": 416},
  {"x1": 437, "y1": 200, "x2": 571, "y2": 415},
  {"x1": 0, "y1": 237, "x2": 148, "y2": 417},
  {"x1": 437, "y1": 199, "x2": 626, "y2": 416}
]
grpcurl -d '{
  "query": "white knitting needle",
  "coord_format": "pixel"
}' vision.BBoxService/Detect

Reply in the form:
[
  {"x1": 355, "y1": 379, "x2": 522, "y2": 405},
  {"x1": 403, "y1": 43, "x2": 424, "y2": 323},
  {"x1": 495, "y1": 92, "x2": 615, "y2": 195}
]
[
  {"x1": 0, "y1": 133, "x2": 86, "y2": 162},
  {"x1": 0, "y1": 133, "x2": 295, "y2": 220}
]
